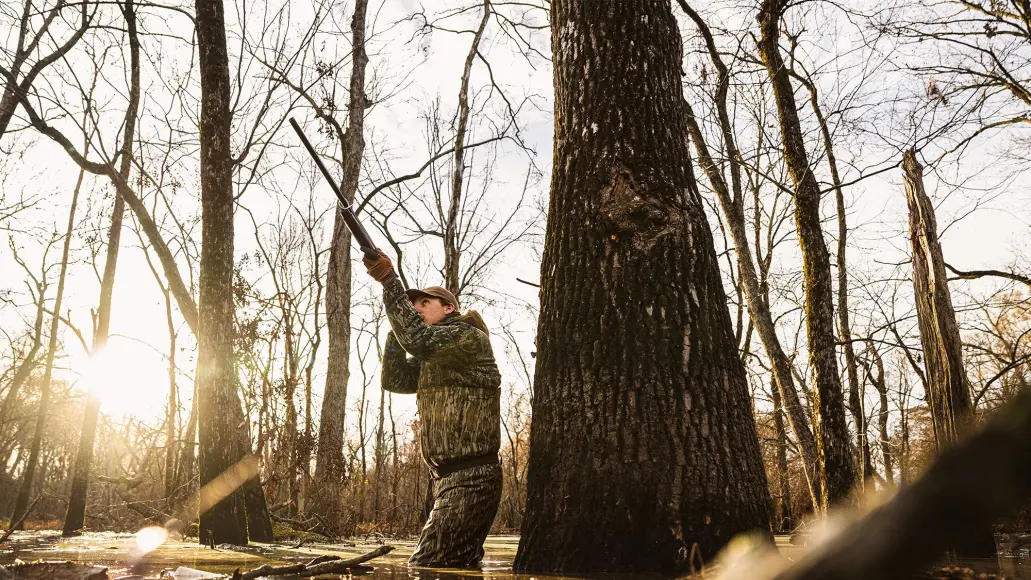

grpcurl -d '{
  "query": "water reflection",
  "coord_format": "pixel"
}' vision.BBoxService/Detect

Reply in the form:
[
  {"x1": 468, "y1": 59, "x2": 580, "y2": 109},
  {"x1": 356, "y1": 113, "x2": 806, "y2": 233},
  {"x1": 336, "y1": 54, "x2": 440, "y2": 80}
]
[{"x1": 2, "y1": 532, "x2": 1031, "y2": 579}]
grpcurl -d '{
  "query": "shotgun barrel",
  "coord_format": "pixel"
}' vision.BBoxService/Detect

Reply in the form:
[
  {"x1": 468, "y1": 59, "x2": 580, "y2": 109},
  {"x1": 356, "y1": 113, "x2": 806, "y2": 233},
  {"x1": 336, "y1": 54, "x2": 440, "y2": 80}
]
[{"x1": 289, "y1": 117, "x2": 380, "y2": 261}]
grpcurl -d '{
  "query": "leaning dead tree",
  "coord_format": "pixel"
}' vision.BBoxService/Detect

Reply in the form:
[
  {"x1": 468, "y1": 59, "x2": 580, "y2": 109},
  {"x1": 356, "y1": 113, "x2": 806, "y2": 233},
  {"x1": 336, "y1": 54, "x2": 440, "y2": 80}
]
[
  {"x1": 901, "y1": 149, "x2": 994, "y2": 556},
  {"x1": 515, "y1": 0, "x2": 771, "y2": 572}
]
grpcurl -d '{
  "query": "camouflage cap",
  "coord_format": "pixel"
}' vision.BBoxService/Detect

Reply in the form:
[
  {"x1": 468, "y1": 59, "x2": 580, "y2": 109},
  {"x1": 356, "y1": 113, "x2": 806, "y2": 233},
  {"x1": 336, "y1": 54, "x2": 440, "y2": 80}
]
[{"x1": 405, "y1": 286, "x2": 459, "y2": 309}]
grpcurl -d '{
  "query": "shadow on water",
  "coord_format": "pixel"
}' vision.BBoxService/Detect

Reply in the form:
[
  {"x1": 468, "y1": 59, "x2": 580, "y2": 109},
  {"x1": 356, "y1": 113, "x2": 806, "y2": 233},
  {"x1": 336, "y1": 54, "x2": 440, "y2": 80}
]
[{"x1": 3, "y1": 531, "x2": 1031, "y2": 579}]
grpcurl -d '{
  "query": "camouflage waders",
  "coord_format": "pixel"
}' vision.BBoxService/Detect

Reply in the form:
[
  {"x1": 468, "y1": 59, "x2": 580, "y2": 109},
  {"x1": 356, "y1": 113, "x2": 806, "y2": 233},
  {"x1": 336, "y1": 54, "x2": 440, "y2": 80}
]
[
  {"x1": 378, "y1": 274, "x2": 503, "y2": 568},
  {"x1": 410, "y1": 462, "x2": 503, "y2": 567}
]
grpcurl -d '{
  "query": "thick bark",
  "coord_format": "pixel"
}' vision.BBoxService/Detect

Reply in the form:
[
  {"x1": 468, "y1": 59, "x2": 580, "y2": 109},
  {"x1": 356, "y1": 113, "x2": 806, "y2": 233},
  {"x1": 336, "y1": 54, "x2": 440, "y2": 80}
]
[
  {"x1": 902, "y1": 151, "x2": 976, "y2": 448},
  {"x1": 442, "y1": 0, "x2": 490, "y2": 296},
  {"x1": 11, "y1": 167, "x2": 83, "y2": 528},
  {"x1": 901, "y1": 150, "x2": 994, "y2": 556},
  {"x1": 315, "y1": 0, "x2": 369, "y2": 513},
  {"x1": 775, "y1": 383, "x2": 1031, "y2": 580},
  {"x1": 63, "y1": 0, "x2": 140, "y2": 536},
  {"x1": 233, "y1": 394, "x2": 273, "y2": 542},
  {"x1": 514, "y1": 1, "x2": 771, "y2": 572},
  {"x1": 195, "y1": 0, "x2": 248, "y2": 545},
  {"x1": 757, "y1": 0, "x2": 855, "y2": 509}
]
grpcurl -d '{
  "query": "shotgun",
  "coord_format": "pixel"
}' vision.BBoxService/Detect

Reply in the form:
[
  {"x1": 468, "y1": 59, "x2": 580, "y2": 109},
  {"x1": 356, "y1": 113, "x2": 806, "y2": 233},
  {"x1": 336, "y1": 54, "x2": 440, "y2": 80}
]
[{"x1": 289, "y1": 117, "x2": 381, "y2": 262}]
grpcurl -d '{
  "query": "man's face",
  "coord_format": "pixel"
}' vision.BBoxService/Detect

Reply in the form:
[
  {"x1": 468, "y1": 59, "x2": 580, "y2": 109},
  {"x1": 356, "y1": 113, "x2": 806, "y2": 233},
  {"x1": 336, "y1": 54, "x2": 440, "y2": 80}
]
[{"x1": 412, "y1": 296, "x2": 455, "y2": 325}]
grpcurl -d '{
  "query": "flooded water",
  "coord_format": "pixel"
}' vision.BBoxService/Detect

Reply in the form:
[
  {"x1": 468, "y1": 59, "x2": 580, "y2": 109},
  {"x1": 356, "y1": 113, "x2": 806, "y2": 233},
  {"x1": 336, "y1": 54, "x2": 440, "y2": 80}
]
[{"x1": 2, "y1": 531, "x2": 1031, "y2": 579}]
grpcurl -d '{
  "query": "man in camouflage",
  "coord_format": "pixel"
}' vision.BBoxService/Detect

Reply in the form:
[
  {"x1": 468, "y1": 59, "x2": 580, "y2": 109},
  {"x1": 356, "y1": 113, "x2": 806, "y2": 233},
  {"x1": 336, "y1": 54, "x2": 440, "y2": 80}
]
[{"x1": 364, "y1": 250, "x2": 503, "y2": 568}]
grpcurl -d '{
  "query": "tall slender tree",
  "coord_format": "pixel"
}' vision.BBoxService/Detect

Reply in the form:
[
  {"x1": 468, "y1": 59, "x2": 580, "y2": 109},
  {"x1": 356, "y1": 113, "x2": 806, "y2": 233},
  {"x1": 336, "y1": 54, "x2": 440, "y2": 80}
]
[
  {"x1": 63, "y1": 0, "x2": 141, "y2": 536},
  {"x1": 315, "y1": 0, "x2": 370, "y2": 520},
  {"x1": 195, "y1": 0, "x2": 249, "y2": 545},
  {"x1": 678, "y1": 0, "x2": 822, "y2": 508},
  {"x1": 757, "y1": 0, "x2": 856, "y2": 509},
  {"x1": 515, "y1": 0, "x2": 771, "y2": 572},
  {"x1": 10, "y1": 168, "x2": 84, "y2": 528}
]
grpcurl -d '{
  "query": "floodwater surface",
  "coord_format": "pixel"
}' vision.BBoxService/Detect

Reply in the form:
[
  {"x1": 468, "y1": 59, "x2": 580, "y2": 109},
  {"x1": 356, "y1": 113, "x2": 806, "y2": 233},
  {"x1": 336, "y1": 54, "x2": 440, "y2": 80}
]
[{"x1": 2, "y1": 531, "x2": 1031, "y2": 579}]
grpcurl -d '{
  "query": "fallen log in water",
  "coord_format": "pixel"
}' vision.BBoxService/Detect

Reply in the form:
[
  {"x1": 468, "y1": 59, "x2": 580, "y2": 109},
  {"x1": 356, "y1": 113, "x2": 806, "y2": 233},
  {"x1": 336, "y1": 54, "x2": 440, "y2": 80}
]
[{"x1": 232, "y1": 544, "x2": 393, "y2": 579}]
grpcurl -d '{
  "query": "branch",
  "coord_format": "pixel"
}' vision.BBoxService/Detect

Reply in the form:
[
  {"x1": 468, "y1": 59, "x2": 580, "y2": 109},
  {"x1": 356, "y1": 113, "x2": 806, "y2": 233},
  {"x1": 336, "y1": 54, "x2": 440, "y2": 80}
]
[
  {"x1": 354, "y1": 135, "x2": 505, "y2": 216},
  {"x1": 234, "y1": 545, "x2": 393, "y2": 579},
  {"x1": 944, "y1": 262, "x2": 1031, "y2": 289}
]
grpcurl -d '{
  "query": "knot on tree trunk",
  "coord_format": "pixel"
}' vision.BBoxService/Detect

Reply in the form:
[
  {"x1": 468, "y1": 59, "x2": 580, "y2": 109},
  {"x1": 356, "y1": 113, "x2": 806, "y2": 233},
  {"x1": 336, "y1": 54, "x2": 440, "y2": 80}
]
[{"x1": 600, "y1": 166, "x2": 681, "y2": 249}]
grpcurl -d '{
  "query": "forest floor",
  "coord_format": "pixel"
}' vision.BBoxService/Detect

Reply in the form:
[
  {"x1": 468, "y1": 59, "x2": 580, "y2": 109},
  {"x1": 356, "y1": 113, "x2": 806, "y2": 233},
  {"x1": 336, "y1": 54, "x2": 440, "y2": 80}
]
[{"x1": 1, "y1": 530, "x2": 1030, "y2": 579}]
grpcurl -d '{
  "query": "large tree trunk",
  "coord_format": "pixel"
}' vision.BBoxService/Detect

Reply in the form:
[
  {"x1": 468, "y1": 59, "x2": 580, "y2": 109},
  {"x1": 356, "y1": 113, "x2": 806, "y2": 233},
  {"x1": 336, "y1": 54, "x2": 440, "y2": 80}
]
[
  {"x1": 63, "y1": 0, "x2": 140, "y2": 536},
  {"x1": 901, "y1": 149, "x2": 994, "y2": 557},
  {"x1": 514, "y1": 0, "x2": 771, "y2": 572},
  {"x1": 195, "y1": 0, "x2": 248, "y2": 546},
  {"x1": 233, "y1": 392, "x2": 273, "y2": 542},
  {"x1": 11, "y1": 167, "x2": 84, "y2": 528},
  {"x1": 314, "y1": 0, "x2": 369, "y2": 521},
  {"x1": 678, "y1": 1, "x2": 822, "y2": 510},
  {"x1": 757, "y1": 0, "x2": 856, "y2": 510}
]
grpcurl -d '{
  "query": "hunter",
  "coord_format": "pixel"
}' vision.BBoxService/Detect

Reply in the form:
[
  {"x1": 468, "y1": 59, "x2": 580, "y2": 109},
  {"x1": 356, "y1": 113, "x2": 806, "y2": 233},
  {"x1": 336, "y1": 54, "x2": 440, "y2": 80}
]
[{"x1": 364, "y1": 249, "x2": 503, "y2": 568}]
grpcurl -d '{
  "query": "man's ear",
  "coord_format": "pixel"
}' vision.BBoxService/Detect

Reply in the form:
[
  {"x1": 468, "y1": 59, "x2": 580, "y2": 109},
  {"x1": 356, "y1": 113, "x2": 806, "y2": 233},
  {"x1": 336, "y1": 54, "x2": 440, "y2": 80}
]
[{"x1": 444, "y1": 303, "x2": 456, "y2": 315}]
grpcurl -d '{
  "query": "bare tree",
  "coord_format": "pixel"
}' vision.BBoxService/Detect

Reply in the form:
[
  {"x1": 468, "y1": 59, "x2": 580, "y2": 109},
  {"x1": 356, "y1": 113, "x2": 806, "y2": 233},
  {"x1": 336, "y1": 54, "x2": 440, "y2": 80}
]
[
  {"x1": 195, "y1": 0, "x2": 249, "y2": 545},
  {"x1": 678, "y1": 0, "x2": 822, "y2": 509},
  {"x1": 11, "y1": 165, "x2": 84, "y2": 528},
  {"x1": 516, "y1": 0, "x2": 771, "y2": 571},
  {"x1": 63, "y1": 0, "x2": 141, "y2": 536},
  {"x1": 757, "y1": 0, "x2": 856, "y2": 509}
]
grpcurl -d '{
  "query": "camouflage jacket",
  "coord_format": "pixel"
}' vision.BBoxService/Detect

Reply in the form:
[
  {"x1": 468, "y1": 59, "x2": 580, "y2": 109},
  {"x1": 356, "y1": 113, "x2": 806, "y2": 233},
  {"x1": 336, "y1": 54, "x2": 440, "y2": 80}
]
[{"x1": 380, "y1": 274, "x2": 501, "y2": 475}]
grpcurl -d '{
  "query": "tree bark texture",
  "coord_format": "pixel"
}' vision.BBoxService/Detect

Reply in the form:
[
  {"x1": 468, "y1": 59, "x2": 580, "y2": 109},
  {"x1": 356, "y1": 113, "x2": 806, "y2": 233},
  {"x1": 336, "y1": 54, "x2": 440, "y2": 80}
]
[
  {"x1": 901, "y1": 151, "x2": 976, "y2": 449},
  {"x1": 514, "y1": 1, "x2": 771, "y2": 572},
  {"x1": 11, "y1": 167, "x2": 83, "y2": 528},
  {"x1": 901, "y1": 150, "x2": 994, "y2": 557},
  {"x1": 63, "y1": 0, "x2": 140, "y2": 536},
  {"x1": 195, "y1": 0, "x2": 248, "y2": 545},
  {"x1": 315, "y1": 0, "x2": 369, "y2": 513},
  {"x1": 757, "y1": 0, "x2": 855, "y2": 509},
  {"x1": 775, "y1": 383, "x2": 1031, "y2": 580}
]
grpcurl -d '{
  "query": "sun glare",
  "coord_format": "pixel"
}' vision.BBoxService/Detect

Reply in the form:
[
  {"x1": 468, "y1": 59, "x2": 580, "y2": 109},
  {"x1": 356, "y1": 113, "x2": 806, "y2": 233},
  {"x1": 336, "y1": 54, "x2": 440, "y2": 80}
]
[{"x1": 71, "y1": 338, "x2": 173, "y2": 420}]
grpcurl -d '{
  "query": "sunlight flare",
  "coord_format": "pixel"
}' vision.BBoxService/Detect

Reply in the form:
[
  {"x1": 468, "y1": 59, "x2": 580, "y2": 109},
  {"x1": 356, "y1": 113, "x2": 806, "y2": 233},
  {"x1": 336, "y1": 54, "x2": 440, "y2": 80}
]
[{"x1": 70, "y1": 337, "x2": 174, "y2": 420}]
